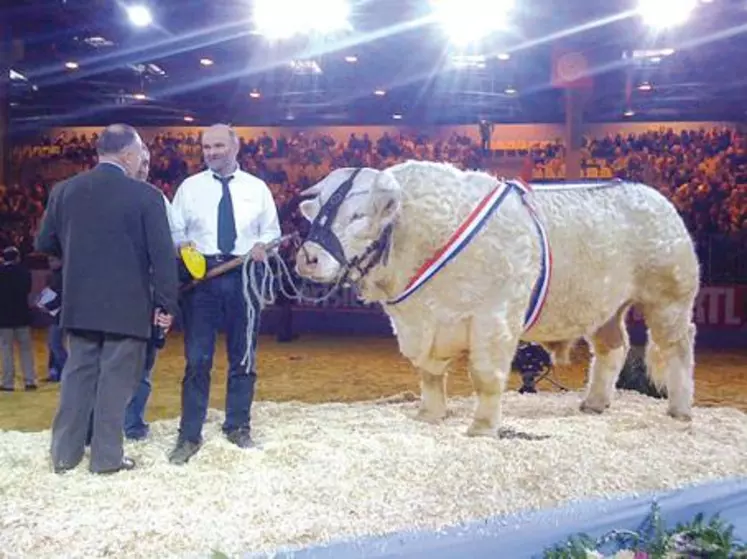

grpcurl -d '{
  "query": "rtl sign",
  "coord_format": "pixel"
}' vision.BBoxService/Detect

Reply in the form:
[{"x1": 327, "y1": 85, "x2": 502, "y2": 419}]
[{"x1": 629, "y1": 286, "x2": 745, "y2": 329}]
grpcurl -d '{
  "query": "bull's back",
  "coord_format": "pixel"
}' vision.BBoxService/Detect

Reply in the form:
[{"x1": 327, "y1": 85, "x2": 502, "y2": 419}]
[{"x1": 523, "y1": 180, "x2": 695, "y2": 340}]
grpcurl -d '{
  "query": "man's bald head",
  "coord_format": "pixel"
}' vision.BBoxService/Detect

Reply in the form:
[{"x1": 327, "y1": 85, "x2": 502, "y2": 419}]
[
  {"x1": 204, "y1": 124, "x2": 238, "y2": 146},
  {"x1": 96, "y1": 124, "x2": 141, "y2": 156},
  {"x1": 96, "y1": 123, "x2": 145, "y2": 179},
  {"x1": 202, "y1": 123, "x2": 240, "y2": 177}
]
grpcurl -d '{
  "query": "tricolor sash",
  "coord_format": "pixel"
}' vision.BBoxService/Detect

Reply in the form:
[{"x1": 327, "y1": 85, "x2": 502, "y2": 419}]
[{"x1": 386, "y1": 179, "x2": 552, "y2": 333}]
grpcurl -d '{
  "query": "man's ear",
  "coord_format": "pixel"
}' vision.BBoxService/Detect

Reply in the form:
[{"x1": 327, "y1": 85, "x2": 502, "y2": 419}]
[
  {"x1": 298, "y1": 198, "x2": 319, "y2": 222},
  {"x1": 365, "y1": 169, "x2": 402, "y2": 232}
]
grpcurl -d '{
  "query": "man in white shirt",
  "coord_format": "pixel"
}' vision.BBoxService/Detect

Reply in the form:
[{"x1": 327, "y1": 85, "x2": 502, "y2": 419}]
[{"x1": 168, "y1": 124, "x2": 281, "y2": 464}]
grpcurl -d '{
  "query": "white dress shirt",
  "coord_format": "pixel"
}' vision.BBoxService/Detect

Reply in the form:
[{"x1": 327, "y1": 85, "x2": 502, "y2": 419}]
[
  {"x1": 161, "y1": 192, "x2": 175, "y2": 232},
  {"x1": 169, "y1": 168, "x2": 281, "y2": 256}
]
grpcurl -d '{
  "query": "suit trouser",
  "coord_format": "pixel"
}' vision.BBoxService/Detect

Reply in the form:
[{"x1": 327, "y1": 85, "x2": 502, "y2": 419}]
[
  {"x1": 0, "y1": 327, "x2": 36, "y2": 388},
  {"x1": 50, "y1": 329, "x2": 146, "y2": 473}
]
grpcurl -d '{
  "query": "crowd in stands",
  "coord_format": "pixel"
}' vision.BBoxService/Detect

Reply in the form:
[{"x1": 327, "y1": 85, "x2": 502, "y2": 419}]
[{"x1": 2, "y1": 125, "x2": 745, "y2": 280}]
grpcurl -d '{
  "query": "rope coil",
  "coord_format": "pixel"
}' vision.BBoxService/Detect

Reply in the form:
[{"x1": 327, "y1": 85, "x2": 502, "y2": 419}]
[{"x1": 239, "y1": 249, "x2": 346, "y2": 370}]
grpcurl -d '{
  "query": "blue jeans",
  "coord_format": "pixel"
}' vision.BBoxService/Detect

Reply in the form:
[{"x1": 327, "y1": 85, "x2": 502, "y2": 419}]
[
  {"x1": 178, "y1": 263, "x2": 263, "y2": 444},
  {"x1": 47, "y1": 323, "x2": 68, "y2": 381},
  {"x1": 123, "y1": 341, "x2": 158, "y2": 439}
]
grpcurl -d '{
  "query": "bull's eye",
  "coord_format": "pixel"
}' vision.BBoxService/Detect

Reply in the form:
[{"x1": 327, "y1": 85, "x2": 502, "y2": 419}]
[{"x1": 350, "y1": 213, "x2": 365, "y2": 222}]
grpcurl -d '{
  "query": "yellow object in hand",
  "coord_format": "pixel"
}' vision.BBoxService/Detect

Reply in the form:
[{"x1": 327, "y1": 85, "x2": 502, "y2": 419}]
[{"x1": 179, "y1": 245, "x2": 206, "y2": 280}]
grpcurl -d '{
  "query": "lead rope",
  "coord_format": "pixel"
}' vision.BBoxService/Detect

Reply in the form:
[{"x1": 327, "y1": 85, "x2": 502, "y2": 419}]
[{"x1": 239, "y1": 251, "x2": 346, "y2": 370}]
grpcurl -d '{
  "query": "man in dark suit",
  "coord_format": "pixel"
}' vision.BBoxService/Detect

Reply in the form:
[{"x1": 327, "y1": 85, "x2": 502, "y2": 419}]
[
  {"x1": 35, "y1": 124, "x2": 179, "y2": 475},
  {"x1": 0, "y1": 246, "x2": 37, "y2": 391}
]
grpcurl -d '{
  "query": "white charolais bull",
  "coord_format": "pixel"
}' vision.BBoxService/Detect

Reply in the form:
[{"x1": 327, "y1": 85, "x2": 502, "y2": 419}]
[{"x1": 294, "y1": 160, "x2": 700, "y2": 437}]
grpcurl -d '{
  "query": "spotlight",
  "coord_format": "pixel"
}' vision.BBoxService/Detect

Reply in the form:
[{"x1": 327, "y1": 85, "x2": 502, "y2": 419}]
[
  {"x1": 431, "y1": 0, "x2": 514, "y2": 45},
  {"x1": 254, "y1": 0, "x2": 352, "y2": 39},
  {"x1": 126, "y1": 5, "x2": 153, "y2": 27},
  {"x1": 637, "y1": 0, "x2": 697, "y2": 28}
]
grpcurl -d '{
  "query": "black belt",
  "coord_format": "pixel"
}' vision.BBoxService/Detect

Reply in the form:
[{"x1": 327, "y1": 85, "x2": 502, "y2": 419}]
[{"x1": 204, "y1": 254, "x2": 238, "y2": 264}]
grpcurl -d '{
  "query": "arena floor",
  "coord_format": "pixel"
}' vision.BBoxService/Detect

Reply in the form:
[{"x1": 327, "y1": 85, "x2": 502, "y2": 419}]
[
  {"x1": 2, "y1": 330, "x2": 747, "y2": 558},
  {"x1": 1, "y1": 329, "x2": 746, "y2": 431}
]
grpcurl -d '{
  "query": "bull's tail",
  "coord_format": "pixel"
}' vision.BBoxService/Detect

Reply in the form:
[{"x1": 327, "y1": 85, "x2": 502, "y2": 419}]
[{"x1": 642, "y1": 320, "x2": 696, "y2": 421}]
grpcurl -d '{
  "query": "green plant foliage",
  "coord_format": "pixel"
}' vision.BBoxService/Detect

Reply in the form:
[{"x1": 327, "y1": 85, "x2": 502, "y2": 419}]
[{"x1": 542, "y1": 503, "x2": 747, "y2": 558}]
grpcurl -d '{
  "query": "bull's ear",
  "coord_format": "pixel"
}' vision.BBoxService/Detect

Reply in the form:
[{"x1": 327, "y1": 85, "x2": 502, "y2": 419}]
[
  {"x1": 300, "y1": 183, "x2": 323, "y2": 197},
  {"x1": 298, "y1": 198, "x2": 320, "y2": 222},
  {"x1": 366, "y1": 169, "x2": 402, "y2": 230},
  {"x1": 301, "y1": 168, "x2": 356, "y2": 197}
]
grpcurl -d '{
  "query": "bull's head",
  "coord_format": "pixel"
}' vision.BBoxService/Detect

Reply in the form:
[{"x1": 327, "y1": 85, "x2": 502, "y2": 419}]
[{"x1": 295, "y1": 167, "x2": 401, "y2": 284}]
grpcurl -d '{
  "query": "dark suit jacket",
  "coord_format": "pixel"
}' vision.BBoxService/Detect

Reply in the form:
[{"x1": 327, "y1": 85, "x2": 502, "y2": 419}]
[
  {"x1": 0, "y1": 262, "x2": 32, "y2": 329},
  {"x1": 35, "y1": 162, "x2": 179, "y2": 339}
]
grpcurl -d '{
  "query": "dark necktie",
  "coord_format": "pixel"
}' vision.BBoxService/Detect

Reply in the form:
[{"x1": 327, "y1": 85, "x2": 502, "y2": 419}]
[{"x1": 214, "y1": 174, "x2": 236, "y2": 255}]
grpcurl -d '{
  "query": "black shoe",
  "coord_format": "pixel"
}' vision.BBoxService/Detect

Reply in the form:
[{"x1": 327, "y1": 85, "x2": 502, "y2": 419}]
[
  {"x1": 0, "y1": 387, "x2": 13, "y2": 392},
  {"x1": 95, "y1": 456, "x2": 136, "y2": 475},
  {"x1": 226, "y1": 427, "x2": 254, "y2": 449},
  {"x1": 25, "y1": 384, "x2": 38, "y2": 391},
  {"x1": 168, "y1": 440, "x2": 201, "y2": 465},
  {"x1": 53, "y1": 461, "x2": 80, "y2": 474}
]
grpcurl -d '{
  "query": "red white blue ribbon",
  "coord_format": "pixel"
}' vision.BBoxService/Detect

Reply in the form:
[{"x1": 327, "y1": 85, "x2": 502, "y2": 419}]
[{"x1": 386, "y1": 178, "x2": 552, "y2": 333}]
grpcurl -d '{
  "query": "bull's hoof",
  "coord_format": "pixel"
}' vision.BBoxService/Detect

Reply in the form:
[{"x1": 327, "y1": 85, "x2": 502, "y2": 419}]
[
  {"x1": 414, "y1": 408, "x2": 446, "y2": 424},
  {"x1": 667, "y1": 407, "x2": 693, "y2": 422},
  {"x1": 579, "y1": 398, "x2": 610, "y2": 415},
  {"x1": 465, "y1": 420, "x2": 497, "y2": 438}
]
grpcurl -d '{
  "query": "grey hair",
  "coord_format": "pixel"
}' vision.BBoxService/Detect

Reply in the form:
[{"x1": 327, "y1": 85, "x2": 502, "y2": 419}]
[{"x1": 96, "y1": 124, "x2": 140, "y2": 156}]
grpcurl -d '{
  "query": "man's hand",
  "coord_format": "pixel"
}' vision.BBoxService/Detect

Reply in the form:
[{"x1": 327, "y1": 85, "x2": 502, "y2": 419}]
[
  {"x1": 249, "y1": 242, "x2": 267, "y2": 262},
  {"x1": 175, "y1": 240, "x2": 197, "y2": 258},
  {"x1": 154, "y1": 309, "x2": 174, "y2": 333}
]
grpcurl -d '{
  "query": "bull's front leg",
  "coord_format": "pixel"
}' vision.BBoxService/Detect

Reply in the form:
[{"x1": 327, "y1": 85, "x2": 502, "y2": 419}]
[
  {"x1": 414, "y1": 359, "x2": 449, "y2": 423},
  {"x1": 466, "y1": 316, "x2": 520, "y2": 437}
]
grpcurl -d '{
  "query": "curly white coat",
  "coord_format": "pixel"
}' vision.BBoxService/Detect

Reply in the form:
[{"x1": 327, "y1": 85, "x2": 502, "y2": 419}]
[{"x1": 296, "y1": 160, "x2": 700, "y2": 436}]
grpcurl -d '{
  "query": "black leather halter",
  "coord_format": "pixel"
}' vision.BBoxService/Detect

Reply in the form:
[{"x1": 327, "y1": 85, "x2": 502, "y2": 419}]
[
  {"x1": 305, "y1": 168, "x2": 363, "y2": 265},
  {"x1": 302, "y1": 168, "x2": 393, "y2": 287}
]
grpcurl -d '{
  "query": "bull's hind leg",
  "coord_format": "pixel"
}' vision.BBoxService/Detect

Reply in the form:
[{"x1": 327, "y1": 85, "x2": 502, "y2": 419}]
[
  {"x1": 580, "y1": 304, "x2": 631, "y2": 414},
  {"x1": 642, "y1": 301, "x2": 696, "y2": 421},
  {"x1": 466, "y1": 315, "x2": 520, "y2": 437},
  {"x1": 414, "y1": 359, "x2": 450, "y2": 423}
]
